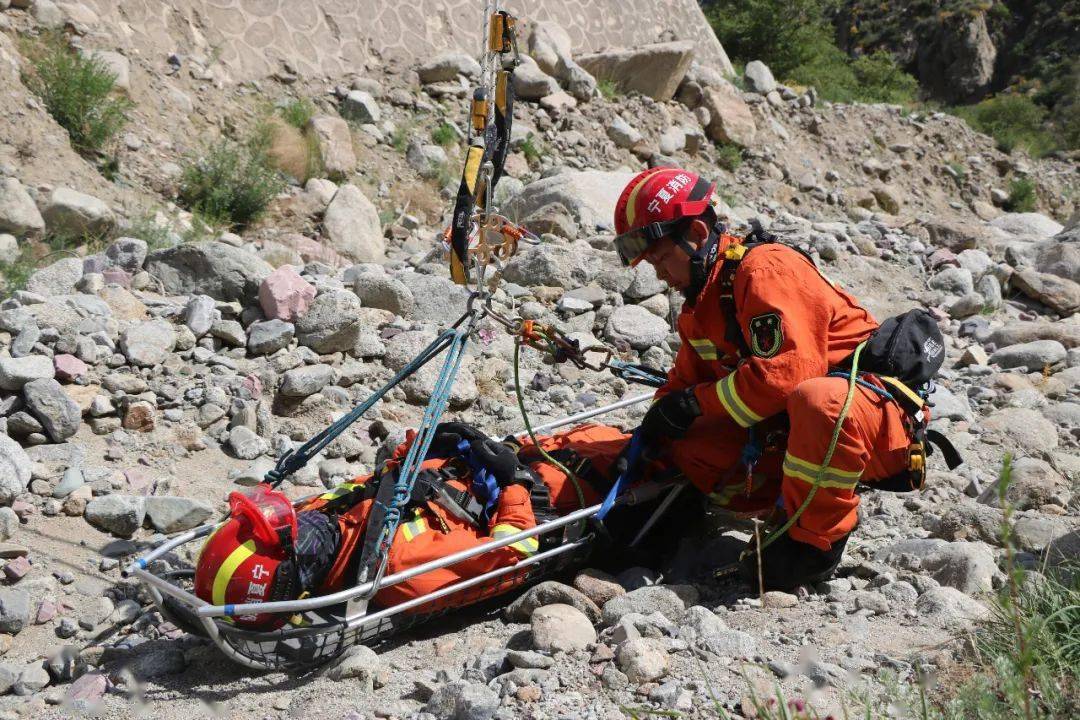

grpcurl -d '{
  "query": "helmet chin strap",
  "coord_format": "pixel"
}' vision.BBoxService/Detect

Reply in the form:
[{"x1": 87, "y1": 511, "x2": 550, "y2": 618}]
[{"x1": 679, "y1": 219, "x2": 725, "y2": 306}]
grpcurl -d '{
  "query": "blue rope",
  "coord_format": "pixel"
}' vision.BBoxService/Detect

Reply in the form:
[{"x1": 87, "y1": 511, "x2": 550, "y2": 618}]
[
  {"x1": 374, "y1": 324, "x2": 473, "y2": 562},
  {"x1": 825, "y1": 371, "x2": 895, "y2": 401},
  {"x1": 265, "y1": 329, "x2": 460, "y2": 487}
]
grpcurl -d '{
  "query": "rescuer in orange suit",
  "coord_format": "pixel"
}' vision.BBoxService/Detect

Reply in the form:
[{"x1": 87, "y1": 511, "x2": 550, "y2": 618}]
[{"x1": 611, "y1": 167, "x2": 914, "y2": 591}]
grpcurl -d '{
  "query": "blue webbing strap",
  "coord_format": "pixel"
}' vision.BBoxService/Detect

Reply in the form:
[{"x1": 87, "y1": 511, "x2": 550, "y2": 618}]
[
  {"x1": 596, "y1": 429, "x2": 645, "y2": 521},
  {"x1": 457, "y1": 439, "x2": 501, "y2": 525}
]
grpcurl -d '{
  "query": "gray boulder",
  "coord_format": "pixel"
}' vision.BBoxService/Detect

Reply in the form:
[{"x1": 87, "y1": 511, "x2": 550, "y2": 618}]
[
  {"x1": 602, "y1": 586, "x2": 687, "y2": 626},
  {"x1": 531, "y1": 603, "x2": 596, "y2": 653},
  {"x1": 41, "y1": 187, "x2": 116, "y2": 238},
  {"x1": 323, "y1": 185, "x2": 385, "y2": 263},
  {"x1": 607, "y1": 117, "x2": 643, "y2": 149},
  {"x1": 295, "y1": 290, "x2": 363, "y2": 353},
  {"x1": 121, "y1": 320, "x2": 177, "y2": 367},
  {"x1": 280, "y1": 364, "x2": 335, "y2": 398},
  {"x1": 396, "y1": 273, "x2": 469, "y2": 326},
  {"x1": 743, "y1": 60, "x2": 776, "y2": 94},
  {"x1": 605, "y1": 305, "x2": 670, "y2": 350},
  {"x1": 877, "y1": 539, "x2": 997, "y2": 594},
  {"x1": 916, "y1": 586, "x2": 989, "y2": 629},
  {"x1": 423, "y1": 680, "x2": 499, "y2": 720},
  {"x1": 85, "y1": 495, "x2": 145, "y2": 537},
  {"x1": 26, "y1": 257, "x2": 83, "y2": 296},
  {"x1": 505, "y1": 580, "x2": 601, "y2": 623},
  {"x1": 104, "y1": 237, "x2": 148, "y2": 272},
  {"x1": 353, "y1": 273, "x2": 415, "y2": 317},
  {"x1": 23, "y1": 378, "x2": 81, "y2": 442},
  {"x1": 182, "y1": 295, "x2": 217, "y2": 338},
  {"x1": 502, "y1": 244, "x2": 595, "y2": 288},
  {"x1": 146, "y1": 242, "x2": 272, "y2": 304},
  {"x1": 0, "y1": 435, "x2": 32, "y2": 504},
  {"x1": 144, "y1": 496, "x2": 214, "y2": 533},
  {"x1": 405, "y1": 142, "x2": 449, "y2": 179},
  {"x1": 989, "y1": 212, "x2": 1063, "y2": 240},
  {"x1": 0, "y1": 590, "x2": 30, "y2": 635},
  {"x1": 0, "y1": 355, "x2": 55, "y2": 391},
  {"x1": 341, "y1": 90, "x2": 381, "y2": 124},
  {"x1": 578, "y1": 41, "x2": 694, "y2": 101},
  {"x1": 417, "y1": 53, "x2": 481, "y2": 84},
  {"x1": 0, "y1": 178, "x2": 44, "y2": 237},
  {"x1": 512, "y1": 60, "x2": 560, "y2": 100},
  {"x1": 507, "y1": 171, "x2": 636, "y2": 235},
  {"x1": 247, "y1": 319, "x2": 295, "y2": 356},
  {"x1": 616, "y1": 637, "x2": 669, "y2": 683},
  {"x1": 989, "y1": 340, "x2": 1067, "y2": 372}
]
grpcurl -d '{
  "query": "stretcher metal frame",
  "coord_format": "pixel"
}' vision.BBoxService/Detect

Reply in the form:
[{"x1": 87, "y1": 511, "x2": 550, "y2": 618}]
[{"x1": 125, "y1": 393, "x2": 652, "y2": 671}]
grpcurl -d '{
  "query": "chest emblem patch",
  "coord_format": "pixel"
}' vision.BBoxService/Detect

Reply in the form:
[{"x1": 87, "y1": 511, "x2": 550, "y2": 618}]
[{"x1": 749, "y1": 313, "x2": 784, "y2": 358}]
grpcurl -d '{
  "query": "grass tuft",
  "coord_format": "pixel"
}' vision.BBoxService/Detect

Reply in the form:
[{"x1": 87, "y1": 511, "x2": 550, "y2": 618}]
[
  {"x1": 431, "y1": 122, "x2": 458, "y2": 147},
  {"x1": 21, "y1": 33, "x2": 132, "y2": 153},
  {"x1": 597, "y1": 78, "x2": 619, "y2": 101},
  {"x1": 178, "y1": 136, "x2": 285, "y2": 229},
  {"x1": 715, "y1": 142, "x2": 743, "y2": 172},
  {"x1": 279, "y1": 97, "x2": 316, "y2": 130},
  {"x1": 1004, "y1": 178, "x2": 1038, "y2": 213},
  {"x1": 520, "y1": 133, "x2": 543, "y2": 165}
]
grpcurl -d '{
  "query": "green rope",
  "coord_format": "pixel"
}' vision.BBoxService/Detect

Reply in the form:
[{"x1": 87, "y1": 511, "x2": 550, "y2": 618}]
[
  {"x1": 756, "y1": 341, "x2": 867, "y2": 553},
  {"x1": 512, "y1": 340, "x2": 587, "y2": 509}
]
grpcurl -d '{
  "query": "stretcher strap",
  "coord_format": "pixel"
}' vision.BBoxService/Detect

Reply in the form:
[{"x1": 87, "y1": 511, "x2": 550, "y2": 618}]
[{"x1": 457, "y1": 438, "x2": 501, "y2": 525}]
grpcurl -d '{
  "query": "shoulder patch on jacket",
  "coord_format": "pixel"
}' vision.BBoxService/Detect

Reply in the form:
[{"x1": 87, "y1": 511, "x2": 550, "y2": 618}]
[{"x1": 749, "y1": 313, "x2": 783, "y2": 358}]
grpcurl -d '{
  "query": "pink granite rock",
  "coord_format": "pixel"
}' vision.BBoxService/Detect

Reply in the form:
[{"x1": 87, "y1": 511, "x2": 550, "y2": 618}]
[
  {"x1": 101, "y1": 269, "x2": 131, "y2": 287},
  {"x1": 3, "y1": 556, "x2": 31, "y2": 581},
  {"x1": 242, "y1": 374, "x2": 263, "y2": 398},
  {"x1": 67, "y1": 672, "x2": 107, "y2": 706},
  {"x1": 259, "y1": 265, "x2": 316, "y2": 322},
  {"x1": 53, "y1": 354, "x2": 89, "y2": 382},
  {"x1": 36, "y1": 599, "x2": 57, "y2": 624}
]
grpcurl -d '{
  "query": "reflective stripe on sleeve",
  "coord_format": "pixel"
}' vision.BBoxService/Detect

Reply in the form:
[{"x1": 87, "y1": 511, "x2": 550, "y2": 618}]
[
  {"x1": 687, "y1": 338, "x2": 718, "y2": 361},
  {"x1": 492, "y1": 523, "x2": 539, "y2": 556},
  {"x1": 715, "y1": 373, "x2": 763, "y2": 428},
  {"x1": 318, "y1": 481, "x2": 362, "y2": 501},
  {"x1": 783, "y1": 452, "x2": 862, "y2": 490}
]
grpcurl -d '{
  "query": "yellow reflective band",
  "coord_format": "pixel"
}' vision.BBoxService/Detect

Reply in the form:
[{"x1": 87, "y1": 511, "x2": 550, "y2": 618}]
[
  {"x1": 400, "y1": 517, "x2": 428, "y2": 542},
  {"x1": 715, "y1": 374, "x2": 763, "y2": 428},
  {"x1": 783, "y1": 453, "x2": 862, "y2": 490},
  {"x1": 724, "y1": 244, "x2": 748, "y2": 261},
  {"x1": 493, "y1": 524, "x2": 539, "y2": 556},
  {"x1": 212, "y1": 539, "x2": 256, "y2": 606},
  {"x1": 318, "y1": 481, "x2": 360, "y2": 501},
  {"x1": 688, "y1": 338, "x2": 718, "y2": 360},
  {"x1": 624, "y1": 169, "x2": 661, "y2": 230}
]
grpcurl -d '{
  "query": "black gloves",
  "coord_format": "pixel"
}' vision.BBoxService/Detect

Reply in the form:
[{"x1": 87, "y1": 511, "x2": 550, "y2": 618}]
[
  {"x1": 640, "y1": 388, "x2": 701, "y2": 444},
  {"x1": 739, "y1": 531, "x2": 849, "y2": 592},
  {"x1": 428, "y1": 422, "x2": 489, "y2": 459},
  {"x1": 469, "y1": 438, "x2": 535, "y2": 489}
]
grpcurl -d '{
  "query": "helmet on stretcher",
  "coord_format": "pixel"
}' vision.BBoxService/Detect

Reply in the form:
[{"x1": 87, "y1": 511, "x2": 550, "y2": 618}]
[{"x1": 194, "y1": 485, "x2": 297, "y2": 629}]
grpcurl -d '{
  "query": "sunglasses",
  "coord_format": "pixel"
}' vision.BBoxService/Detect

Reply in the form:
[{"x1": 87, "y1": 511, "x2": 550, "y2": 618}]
[{"x1": 613, "y1": 218, "x2": 688, "y2": 266}]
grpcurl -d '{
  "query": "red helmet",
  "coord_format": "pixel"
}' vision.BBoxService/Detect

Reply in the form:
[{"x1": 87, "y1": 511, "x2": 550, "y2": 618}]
[
  {"x1": 612, "y1": 168, "x2": 716, "y2": 266},
  {"x1": 194, "y1": 485, "x2": 297, "y2": 629}
]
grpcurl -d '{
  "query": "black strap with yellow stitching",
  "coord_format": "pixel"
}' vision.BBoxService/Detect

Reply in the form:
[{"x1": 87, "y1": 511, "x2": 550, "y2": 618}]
[{"x1": 449, "y1": 7, "x2": 519, "y2": 285}]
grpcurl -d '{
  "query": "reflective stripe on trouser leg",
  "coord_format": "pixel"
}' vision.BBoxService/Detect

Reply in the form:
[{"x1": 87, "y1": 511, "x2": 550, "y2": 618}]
[{"x1": 492, "y1": 523, "x2": 539, "y2": 556}]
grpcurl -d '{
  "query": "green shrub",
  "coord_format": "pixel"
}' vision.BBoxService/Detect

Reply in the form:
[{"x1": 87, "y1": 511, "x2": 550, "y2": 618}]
[
  {"x1": 955, "y1": 94, "x2": 1058, "y2": 157},
  {"x1": 714, "y1": 142, "x2": 743, "y2": 172},
  {"x1": 279, "y1": 98, "x2": 316, "y2": 130},
  {"x1": 597, "y1": 78, "x2": 619, "y2": 101},
  {"x1": 850, "y1": 51, "x2": 919, "y2": 104},
  {"x1": 1005, "y1": 177, "x2": 1038, "y2": 213},
  {"x1": 520, "y1": 133, "x2": 543, "y2": 164},
  {"x1": 22, "y1": 34, "x2": 132, "y2": 153},
  {"x1": 0, "y1": 250, "x2": 37, "y2": 295},
  {"x1": 178, "y1": 140, "x2": 285, "y2": 228},
  {"x1": 431, "y1": 122, "x2": 458, "y2": 147},
  {"x1": 391, "y1": 125, "x2": 411, "y2": 153},
  {"x1": 705, "y1": 0, "x2": 838, "y2": 79},
  {"x1": 126, "y1": 212, "x2": 175, "y2": 251}
]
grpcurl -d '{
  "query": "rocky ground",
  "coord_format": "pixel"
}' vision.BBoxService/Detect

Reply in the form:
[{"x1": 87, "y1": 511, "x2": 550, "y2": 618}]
[{"x1": 0, "y1": 3, "x2": 1076, "y2": 720}]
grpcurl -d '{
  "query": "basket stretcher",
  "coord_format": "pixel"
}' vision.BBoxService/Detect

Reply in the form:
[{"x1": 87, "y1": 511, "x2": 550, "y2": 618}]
[{"x1": 125, "y1": 393, "x2": 653, "y2": 671}]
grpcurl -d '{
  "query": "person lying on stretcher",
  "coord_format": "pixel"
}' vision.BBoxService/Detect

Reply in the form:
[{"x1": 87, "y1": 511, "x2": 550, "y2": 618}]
[{"x1": 193, "y1": 422, "x2": 637, "y2": 629}]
